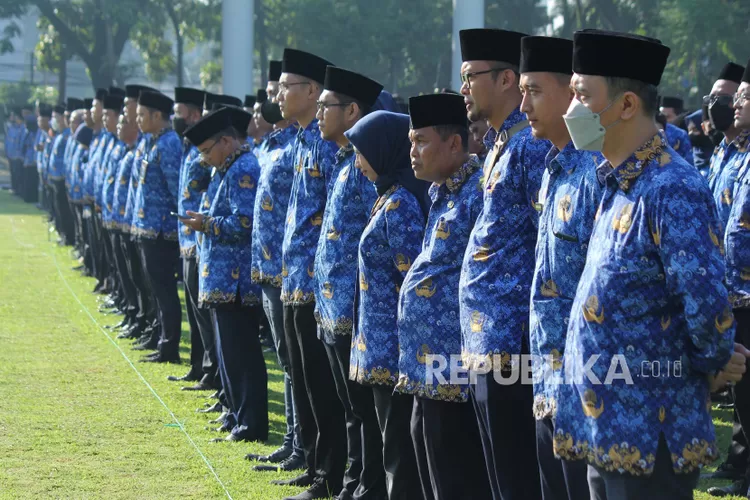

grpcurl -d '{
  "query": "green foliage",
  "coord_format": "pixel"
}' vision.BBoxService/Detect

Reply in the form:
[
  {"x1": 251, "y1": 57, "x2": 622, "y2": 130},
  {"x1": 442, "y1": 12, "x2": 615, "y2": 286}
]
[
  {"x1": 199, "y1": 60, "x2": 222, "y2": 89},
  {"x1": 0, "y1": 82, "x2": 57, "y2": 110}
]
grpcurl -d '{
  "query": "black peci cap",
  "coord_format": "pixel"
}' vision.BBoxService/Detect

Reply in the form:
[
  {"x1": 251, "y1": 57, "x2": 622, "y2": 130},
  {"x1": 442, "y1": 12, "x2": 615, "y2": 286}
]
[
  {"x1": 572, "y1": 30, "x2": 670, "y2": 86},
  {"x1": 520, "y1": 36, "x2": 573, "y2": 75},
  {"x1": 74, "y1": 125, "x2": 94, "y2": 147},
  {"x1": 269, "y1": 60, "x2": 282, "y2": 82},
  {"x1": 108, "y1": 86, "x2": 126, "y2": 97},
  {"x1": 460, "y1": 29, "x2": 528, "y2": 65},
  {"x1": 95, "y1": 88, "x2": 108, "y2": 101},
  {"x1": 174, "y1": 87, "x2": 205, "y2": 108},
  {"x1": 138, "y1": 91, "x2": 174, "y2": 116},
  {"x1": 323, "y1": 66, "x2": 383, "y2": 108},
  {"x1": 183, "y1": 107, "x2": 234, "y2": 147},
  {"x1": 244, "y1": 95, "x2": 256, "y2": 108},
  {"x1": 125, "y1": 84, "x2": 158, "y2": 99},
  {"x1": 53, "y1": 104, "x2": 66, "y2": 115},
  {"x1": 719, "y1": 62, "x2": 745, "y2": 84},
  {"x1": 83, "y1": 98, "x2": 94, "y2": 110},
  {"x1": 743, "y1": 59, "x2": 750, "y2": 84},
  {"x1": 66, "y1": 97, "x2": 85, "y2": 111},
  {"x1": 103, "y1": 94, "x2": 125, "y2": 112},
  {"x1": 408, "y1": 93, "x2": 468, "y2": 130},
  {"x1": 38, "y1": 103, "x2": 52, "y2": 118},
  {"x1": 282, "y1": 48, "x2": 334, "y2": 84},
  {"x1": 659, "y1": 96, "x2": 684, "y2": 110},
  {"x1": 256, "y1": 89, "x2": 268, "y2": 104}
]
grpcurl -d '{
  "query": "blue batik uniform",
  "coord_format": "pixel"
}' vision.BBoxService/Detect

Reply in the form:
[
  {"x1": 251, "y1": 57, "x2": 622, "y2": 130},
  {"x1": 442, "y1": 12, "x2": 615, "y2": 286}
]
[
  {"x1": 530, "y1": 144, "x2": 603, "y2": 419},
  {"x1": 314, "y1": 145, "x2": 378, "y2": 343},
  {"x1": 112, "y1": 145, "x2": 135, "y2": 232},
  {"x1": 280, "y1": 119, "x2": 338, "y2": 305},
  {"x1": 22, "y1": 126, "x2": 36, "y2": 167},
  {"x1": 178, "y1": 141, "x2": 211, "y2": 258},
  {"x1": 34, "y1": 128, "x2": 46, "y2": 174},
  {"x1": 95, "y1": 133, "x2": 118, "y2": 210},
  {"x1": 396, "y1": 156, "x2": 484, "y2": 402},
  {"x1": 664, "y1": 123, "x2": 693, "y2": 166},
  {"x1": 350, "y1": 185, "x2": 425, "y2": 386},
  {"x1": 251, "y1": 124, "x2": 297, "y2": 287},
  {"x1": 708, "y1": 130, "x2": 750, "y2": 234},
  {"x1": 131, "y1": 128, "x2": 181, "y2": 240},
  {"x1": 101, "y1": 140, "x2": 127, "y2": 229},
  {"x1": 48, "y1": 128, "x2": 71, "y2": 181},
  {"x1": 81, "y1": 131, "x2": 106, "y2": 203},
  {"x1": 725, "y1": 154, "x2": 750, "y2": 309},
  {"x1": 553, "y1": 133, "x2": 734, "y2": 475},
  {"x1": 197, "y1": 144, "x2": 261, "y2": 307},
  {"x1": 459, "y1": 107, "x2": 550, "y2": 371},
  {"x1": 125, "y1": 133, "x2": 150, "y2": 233},
  {"x1": 67, "y1": 145, "x2": 88, "y2": 203},
  {"x1": 5, "y1": 122, "x2": 23, "y2": 160}
]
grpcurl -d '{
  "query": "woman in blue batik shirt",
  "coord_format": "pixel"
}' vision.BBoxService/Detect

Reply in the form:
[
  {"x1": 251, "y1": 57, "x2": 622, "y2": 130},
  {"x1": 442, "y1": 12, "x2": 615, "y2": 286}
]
[{"x1": 345, "y1": 111, "x2": 429, "y2": 500}]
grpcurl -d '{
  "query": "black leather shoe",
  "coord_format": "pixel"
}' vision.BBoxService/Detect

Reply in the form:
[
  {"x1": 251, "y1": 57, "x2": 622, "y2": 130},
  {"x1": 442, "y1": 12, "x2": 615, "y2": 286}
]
[
  {"x1": 336, "y1": 489, "x2": 353, "y2": 500},
  {"x1": 181, "y1": 381, "x2": 214, "y2": 391},
  {"x1": 208, "y1": 412, "x2": 228, "y2": 425},
  {"x1": 282, "y1": 478, "x2": 334, "y2": 500},
  {"x1": 117, "y1": 327, "x2": 142, "y2": 340},
  {"x1": 196, "y1": 402, "x2": 223, "y2": 414},
  {"x1": 167, "y1": 370, "x2": 201, "y2": 383},
  {"x1": 270, "y1": 471, "x2": 316, "y2": 487},
  {"x1": 707, "y1": 480, "x2": 747, "y2": 497},
  {"x1": 252, "y1": 454, "x2": 304, "y2": 472},
  {"x1": 106, "y1": 318, "x2": 129, "y2": 329},
  {"x1": 704, "y1": 462, "x2": 746, "y2": 481},
  {"x1": 139, "y1": 355, "x2": 180, "y2": 364},
  {"x1": 210, "y1": 433, "x2": 256, "y2": 443},
  {"x1": 206, "y1": 424, "x2": 232, "y2": 433},
  {"x1": 246, "y1": 446, "x2": 292, "y2": 464},
  {"x1": 132, "y1": 339, "x2": 159, "y2": 351}
]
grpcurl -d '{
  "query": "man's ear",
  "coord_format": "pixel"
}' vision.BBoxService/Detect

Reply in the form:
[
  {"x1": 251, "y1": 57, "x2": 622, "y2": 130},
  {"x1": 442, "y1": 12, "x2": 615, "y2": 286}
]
[{"x1": 620, "y1": 92, "x2": 639, "y2": 121}]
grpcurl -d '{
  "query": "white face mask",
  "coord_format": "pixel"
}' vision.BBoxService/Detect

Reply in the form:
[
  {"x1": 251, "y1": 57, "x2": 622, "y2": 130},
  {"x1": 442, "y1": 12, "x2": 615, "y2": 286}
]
[
  {"x1": 51, "y1": 117, "x2": 61, "y2": 132},
  {"x1": 563, "y1": 96, "x2": 622, "y2": 151}
]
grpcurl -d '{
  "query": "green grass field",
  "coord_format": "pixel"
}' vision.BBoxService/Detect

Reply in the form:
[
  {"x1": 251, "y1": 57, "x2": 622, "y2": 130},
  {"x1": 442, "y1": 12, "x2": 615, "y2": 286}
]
[{"x1": 0, "y1": 187, "x2": 743, "y2": 500}]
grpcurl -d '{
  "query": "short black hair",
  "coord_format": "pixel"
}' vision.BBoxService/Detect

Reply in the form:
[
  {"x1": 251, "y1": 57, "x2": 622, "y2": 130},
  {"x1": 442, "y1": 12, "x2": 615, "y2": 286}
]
[
  {"x1": 434, "y1": 124, "x2": 469, "y2": 153},
  {"x1": 604, "y1": 76, "x2": 658, "y2": 117},
  {"x1": 490, "y1": 64, "x2": 520, "y2": 84}
]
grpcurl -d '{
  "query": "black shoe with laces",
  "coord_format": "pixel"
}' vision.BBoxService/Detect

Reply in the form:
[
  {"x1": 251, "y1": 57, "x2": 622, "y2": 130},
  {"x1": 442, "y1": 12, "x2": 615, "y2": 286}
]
[
  {"x1": 282, "y1": 477, "x2": 335, "y2": 500},
  {"x1": 253, "y1": 454, "x2": 304, "y2": 472}
]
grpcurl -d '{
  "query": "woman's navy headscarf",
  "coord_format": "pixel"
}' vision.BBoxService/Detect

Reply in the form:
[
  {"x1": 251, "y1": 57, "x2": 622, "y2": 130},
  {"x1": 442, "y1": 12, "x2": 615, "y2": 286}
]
[{"x1": 345, "y1": 110, "x2": 431, "y2": 215}]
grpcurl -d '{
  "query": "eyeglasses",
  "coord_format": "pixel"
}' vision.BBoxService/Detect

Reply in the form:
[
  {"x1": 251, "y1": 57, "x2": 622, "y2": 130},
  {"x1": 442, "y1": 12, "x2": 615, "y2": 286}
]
[
  {"x1": 199, "y1": 139, "x2": 220, "y2": 160},
  {"x1": 460, "y1": 68, "x2": 506, "y2": 89},
  {"x1": 316, "y1": 101, "x2": 352, "y2": 112},
  {"x1": 278, "y1": 81, "x2": 311, "y2": 93},
  {"x1": 703, "y1": 94, "x2": 734, "y2": 107},
  {"x1": 734, "y1": 92, "x2": 750, "y2": 106}
]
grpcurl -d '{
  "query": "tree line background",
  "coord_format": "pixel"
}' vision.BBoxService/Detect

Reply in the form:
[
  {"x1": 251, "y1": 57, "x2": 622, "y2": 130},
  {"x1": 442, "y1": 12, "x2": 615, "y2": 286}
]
[{"x1": 0, "y1": 0, "x2": 748, "y2": 111}]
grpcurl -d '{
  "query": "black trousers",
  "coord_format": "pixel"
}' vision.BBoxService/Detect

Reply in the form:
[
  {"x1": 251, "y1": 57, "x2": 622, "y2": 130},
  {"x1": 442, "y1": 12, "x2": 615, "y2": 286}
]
[
  {"x1": 283, "y1": 304, "x2": 347, "y2": 486},
  {"x1": 212, "y1": 304, "x2": 268, "y2": 440},
  {"x1": 588, "y1": 434, "x2": 698, "y2": 500},
  {"x1": 73, "y1": 204, "x2": 88, "y2": 265},
  {"x1": 84, "y1": 209, "x2": 100, "y2": 277},
  {"x1": 732, "y1": 309, "x2": 750, "y2": 479},
  {"x1": 110, "y1": 231, "x2": 139, "y2": 324},
  {"x1": 121, "y1": 234, "x2": 153, "y2": 330},
  {"x1": 411, "y1": 397, "x2": 491, "y2": 500},
  {"x1": 372, "y1": 386, "x2": 422, "y2": 500},
  {"x1": 471, "y1": 372, "x2": 541, "y2": 500},
  {"x1": 10, "y1": 158, "x2": 22, "y2": 194},
  {"x1": 137, "y1": 236, "x2": 181, "y2": 358},
  {"x1": 52, "y1": 180, "x2": 74, "y2": 245},
  {"x1": 183, "y1": 257, "x2": 216, "y2": 384},
  {"x1": 536, "y1": 418, "x2": 588, "y2": 500},
  {"x1": 324, "y1": 336, "x2": 385, "y2": 499},
  {"x1": 22, "y1": 165, "x2": 38, "y2": 203}
]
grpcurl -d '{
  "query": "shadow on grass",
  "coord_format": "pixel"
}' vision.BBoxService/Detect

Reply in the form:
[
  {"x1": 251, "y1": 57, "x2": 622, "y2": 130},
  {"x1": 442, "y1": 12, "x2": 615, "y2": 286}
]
[{"x1": 0, "y1": 190, "x2": 46, "y2": 216}]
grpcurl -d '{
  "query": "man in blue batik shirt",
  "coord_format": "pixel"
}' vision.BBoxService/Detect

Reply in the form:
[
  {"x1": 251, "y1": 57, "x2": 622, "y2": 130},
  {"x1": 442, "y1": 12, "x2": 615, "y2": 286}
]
[
  {"x1": 247, "y1": 62, "x2": 305, "y2": 472},
  {"x1": 274, "y1": 48, "x2": 347, "y2": 500},
  {"x1": 120, "y1": 84, "x2": 159, "y2": 345},
  {"x1": 35, "y1": 104, "x2": 53, "y2": 210},
  {"x1": 167, "y1": 86, "x2": 217, "y2": 391},
  {"x1": 313, "y1": 65, "x2": 384, "y2": 500},
  {"x1": 21, "y1": 113, "x2": 38, "y2": 203},
  {"x1": 457, "y1": 28, "x2": 549, "y2": 500},
  {"x1": 132, "y1": 90, "x2": 183, "y2": 364},
  {"x1": 397, "y1": 93, "x2": 490, "y2": 500},
  {"x1": 553, "y1": 30, "x2": 736, "y2": 499},
  {"x1": 707, "y1": 62, "x2": 747, "y2": 232},
  {"x1": 49, "y1": 103, "x2": 74, "y2": 245},
  {"x1": 714, "y1": 61, "x2": 750, "y2": 498},
  {"x1": 181, "y1": 107, "x2": 269, "y2": 445},
  {"x1": 519, "y1": 36, "x2": 599, "y2": 500},
  {"x1": 5, "y1": 108, "x2": 24, "y2": 195}
]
